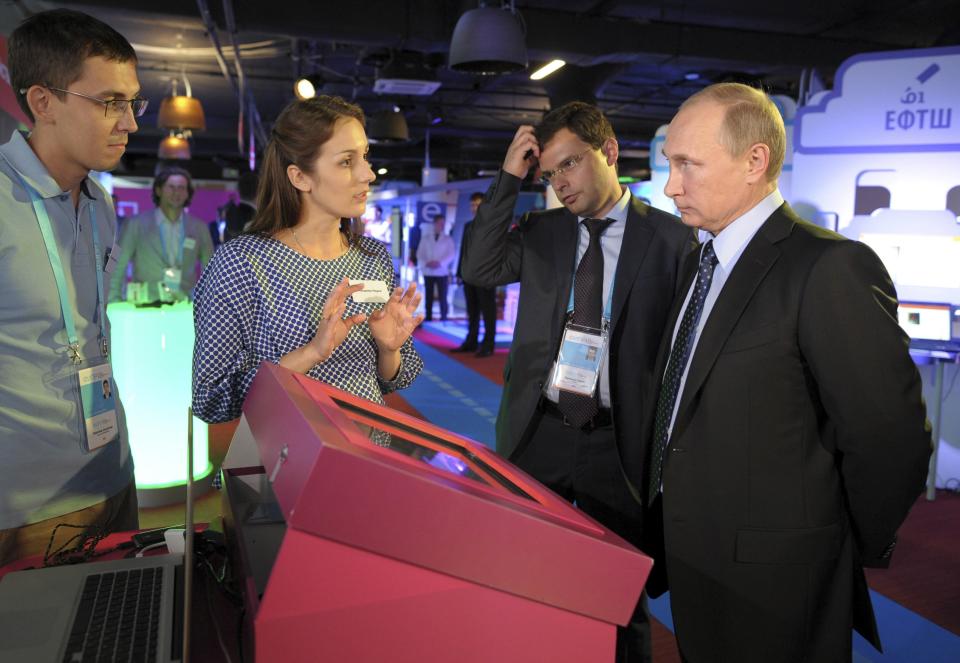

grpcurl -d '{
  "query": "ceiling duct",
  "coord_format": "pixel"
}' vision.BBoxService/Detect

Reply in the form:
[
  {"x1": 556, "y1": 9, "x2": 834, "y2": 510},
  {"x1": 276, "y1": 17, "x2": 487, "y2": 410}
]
[
  {"x1": 374, "y1": 52, "x2": 441, "y2": 96},
  {"x1": 540, "y1": 63, "x2": 625, "y2": 110}
]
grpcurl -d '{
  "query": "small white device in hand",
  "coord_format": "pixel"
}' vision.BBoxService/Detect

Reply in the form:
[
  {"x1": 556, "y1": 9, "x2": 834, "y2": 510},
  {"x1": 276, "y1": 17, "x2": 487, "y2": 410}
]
[{"x1": 349, "y1": 279, "x2": 390, "y2": 303}]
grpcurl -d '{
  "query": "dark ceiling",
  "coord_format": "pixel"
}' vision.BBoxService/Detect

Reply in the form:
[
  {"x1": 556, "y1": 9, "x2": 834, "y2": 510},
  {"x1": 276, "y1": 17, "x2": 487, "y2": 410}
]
[{"x1": 6, "y1": 0, "x2": 959, "y2": 183}]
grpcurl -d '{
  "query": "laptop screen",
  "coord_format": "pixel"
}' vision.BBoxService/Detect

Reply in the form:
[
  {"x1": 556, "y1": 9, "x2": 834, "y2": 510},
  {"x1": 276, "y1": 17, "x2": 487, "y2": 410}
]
[{"x1": 897, "y1": 302, "x2": 953, "y2": 341}]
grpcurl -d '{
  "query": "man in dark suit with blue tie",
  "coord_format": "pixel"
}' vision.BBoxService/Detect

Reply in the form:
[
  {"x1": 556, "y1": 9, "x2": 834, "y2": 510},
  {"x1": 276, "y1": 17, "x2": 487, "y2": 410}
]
[
  {"x1": 462, "y1": 102, "x2": 694, "y2": 662},
  {"x1": 646, "y1": 83, "x2": 931, "y2": 662}
]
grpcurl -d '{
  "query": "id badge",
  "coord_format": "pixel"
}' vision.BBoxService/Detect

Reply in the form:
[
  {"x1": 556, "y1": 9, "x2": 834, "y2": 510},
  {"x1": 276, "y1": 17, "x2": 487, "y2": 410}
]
[
  {"x1": 162, "y1": 268, "x2": 182, "y2": 296},
  {"x1": 349, "y1": 279, "x2": 391, "y2": 303},
  {"x1": 551, "y1": 324, "x2": 607, "y2": 396},
  {"x1": 78, "y1": 362, "x2": 119, "y2": 451}
]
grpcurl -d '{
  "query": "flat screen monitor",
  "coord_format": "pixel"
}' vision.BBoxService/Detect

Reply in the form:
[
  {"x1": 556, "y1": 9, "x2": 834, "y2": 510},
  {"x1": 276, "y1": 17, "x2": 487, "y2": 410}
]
[{"x1": 898, "y1": 301, "x2": 953, "y2": 341}]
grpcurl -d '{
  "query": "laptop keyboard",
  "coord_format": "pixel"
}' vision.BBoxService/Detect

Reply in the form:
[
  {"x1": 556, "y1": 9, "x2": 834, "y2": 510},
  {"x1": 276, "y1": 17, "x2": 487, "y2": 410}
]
[{"x1": 62, "y1": 567, "x2": 163, "y2": 663}]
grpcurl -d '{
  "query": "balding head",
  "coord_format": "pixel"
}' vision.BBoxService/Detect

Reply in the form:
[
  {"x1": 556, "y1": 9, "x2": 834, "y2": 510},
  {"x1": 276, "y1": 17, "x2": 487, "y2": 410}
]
[{"x1": 679, "y1": 83, "x2": 786, "y2": 183}]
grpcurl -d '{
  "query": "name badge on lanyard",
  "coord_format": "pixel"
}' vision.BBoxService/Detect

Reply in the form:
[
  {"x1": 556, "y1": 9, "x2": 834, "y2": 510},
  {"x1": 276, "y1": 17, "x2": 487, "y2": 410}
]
[
  {"x1": 17, "y1": 174, "x2": 118, "y2": 451},
  {"x1": 550, "y1": 239, "x2": 617, "y2": 398},
  {"x1": 79, "y1": 363, "x2": 119, "y2": 451},
  {"x1": 162, "y1": 267, "x2": 183, "y2": 294},
  {"x1": 159, "y1": 218, "x2": 186, "y2": 296},
  {"x1": 552, "y1": 322, "x2": 608, "y2": 396}
]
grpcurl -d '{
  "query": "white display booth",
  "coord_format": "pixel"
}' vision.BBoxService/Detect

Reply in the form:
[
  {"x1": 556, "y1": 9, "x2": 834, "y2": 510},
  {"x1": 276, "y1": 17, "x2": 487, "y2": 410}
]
[{"x1": 791, "y1": 46, "x2": 960, "y2": 494}]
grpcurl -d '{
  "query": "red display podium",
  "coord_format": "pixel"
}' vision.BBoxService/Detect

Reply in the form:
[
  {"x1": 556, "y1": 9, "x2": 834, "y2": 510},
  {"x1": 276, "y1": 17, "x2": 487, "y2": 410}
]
[{"x1": 222, "y1": 362, "x2": 653, "y2": 662}]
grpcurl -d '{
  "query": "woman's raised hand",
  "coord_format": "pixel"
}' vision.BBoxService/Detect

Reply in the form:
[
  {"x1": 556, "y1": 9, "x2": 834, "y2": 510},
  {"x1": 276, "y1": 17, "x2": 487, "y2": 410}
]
[
  {"x1": 369, "y1": 283, "x2": 424, "y2": 352},
  {"x1": 309, "y1": 278, "x2": 367, "y2": 362}
]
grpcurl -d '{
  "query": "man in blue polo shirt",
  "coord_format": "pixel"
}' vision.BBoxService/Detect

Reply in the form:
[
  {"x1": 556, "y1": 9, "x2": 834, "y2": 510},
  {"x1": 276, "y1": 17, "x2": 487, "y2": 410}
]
[{"x1": 0, "y1": 9, "x2": 146, "y2": 565}]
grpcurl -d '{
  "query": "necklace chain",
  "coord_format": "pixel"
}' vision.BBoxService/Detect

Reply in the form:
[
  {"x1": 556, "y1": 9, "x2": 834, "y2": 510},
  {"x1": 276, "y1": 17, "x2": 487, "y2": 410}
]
[
  {"x1": 290, "y1": 226, "x2": 310, "y2": 256},
  {"x1": 289, "y1": 226, "x2": 349, "y2": 258}
]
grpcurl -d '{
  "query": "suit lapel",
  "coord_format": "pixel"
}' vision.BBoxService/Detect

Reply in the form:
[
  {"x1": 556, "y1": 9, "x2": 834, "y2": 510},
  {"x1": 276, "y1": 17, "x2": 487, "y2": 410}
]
[
  {"x1": 653, "y1": 248, "x2": 700, "y2": 383},
  {"x1": 672, "y1": 208, "x2": 794, "y2": 435},
  {"x1": 609, "y1": 198, "x2": 655, "y2": 332}
]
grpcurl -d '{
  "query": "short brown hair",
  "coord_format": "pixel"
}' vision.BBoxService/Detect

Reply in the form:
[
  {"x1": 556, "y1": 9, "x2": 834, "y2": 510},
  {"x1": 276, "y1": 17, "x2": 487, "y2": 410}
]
[
  {"x1": 680, "y1": 83, "x2": 786, "y2": 182},
  {"x1": 9, "y1": 9, "x2": 137, "y2": 123},
  {"x1": 535, "y1": 101, "x2": 616, "y2": 150},
  {"x1": 246, "y1": 96, "x2": 368, "y2": 250},
  {"x1": 152, "y1": 166, "x2": 195, "y2": 207}
]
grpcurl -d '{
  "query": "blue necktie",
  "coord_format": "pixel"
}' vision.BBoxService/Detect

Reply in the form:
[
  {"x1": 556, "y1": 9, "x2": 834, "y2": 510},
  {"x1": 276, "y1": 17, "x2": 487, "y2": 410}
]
[
  {"x1": 557, "y1": 217, "x2": 615, "y2": 428},
  {"x1": 648, "y1": 241, "x2": 718, "y2": 503}
]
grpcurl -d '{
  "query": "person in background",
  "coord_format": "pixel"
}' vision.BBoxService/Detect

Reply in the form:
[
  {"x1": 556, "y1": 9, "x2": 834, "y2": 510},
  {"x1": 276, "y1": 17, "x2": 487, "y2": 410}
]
[
  {"x1": 461, "y1": 102, "x2": 694, "y2": 663},
  {"x1": 408, "y1": 216, "x2": 422, "y2": 267},
  {"x1": 452, "y1": 192, "x2": 497, "y2": 357},
  {"x1": 647, "y1": 82, "x2": 931, "y2": 662},
  {"x1": 108, "y1": 166, "x2": 213, "y2": 302},
  {"x1": 417, "y1": 213, "x2": 456, "y2": 322},
  {"x1": 192, "y1": 95, "x2": 424, "y2": 424},
  {"x1": 223, "y1": 169, "x2": 258, "y2": 241},
  {"x1": 0, "y1": 8, "x2": 143, "y2": 566}
]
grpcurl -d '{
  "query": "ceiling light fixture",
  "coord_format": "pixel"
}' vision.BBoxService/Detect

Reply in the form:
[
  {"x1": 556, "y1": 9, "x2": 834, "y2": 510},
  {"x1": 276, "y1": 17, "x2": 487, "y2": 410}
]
[
  {"x1": 157, "y1": 72, "x2": 204, "y2": 160},
  {"x1": 158, "y1": 132, "x2": 191, "y2": 160},
  {"x1": 294, "y1": 74, "x2": 324, "y2": 100},
  {"x1": 157, "y1": 74, "x2": 205, "y2": 132},
  {"x1": 449, "y1": 1, "x2": 528, "y2": 75},
  {"x1": 367, "y1": 108, "x2": 410, "y2": 144},
  {"x1": 377, "y1": 167, "x2": 388, "y2": 175},
  {"x1": 530, "y1": 59, "x2": 566, "y2": 81}
]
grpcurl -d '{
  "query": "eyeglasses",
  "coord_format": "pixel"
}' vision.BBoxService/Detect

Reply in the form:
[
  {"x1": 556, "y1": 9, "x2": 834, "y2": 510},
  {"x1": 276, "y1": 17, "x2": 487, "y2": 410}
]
[
  {"x1": 20, "y1": 85, "x2": 149, "y2": 118},
  {"x1": 539, "y1": 150, "x2": 589, "y2": 186}
]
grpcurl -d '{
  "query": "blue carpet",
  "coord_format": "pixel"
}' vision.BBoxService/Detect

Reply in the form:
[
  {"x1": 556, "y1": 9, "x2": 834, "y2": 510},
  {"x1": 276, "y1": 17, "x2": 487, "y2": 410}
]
[
  {"x1": 401, "y1": 339, "x2": 502, "y2": 448},
  {"x1": 649, "y1": 591, "x2": 960, "y2": 662},
  {"x1": 853, "y1": 591, "x2": 960, "y2": 662},
  {"x1": 420, "y1": 319, "x2": 513, "y2": 348}
]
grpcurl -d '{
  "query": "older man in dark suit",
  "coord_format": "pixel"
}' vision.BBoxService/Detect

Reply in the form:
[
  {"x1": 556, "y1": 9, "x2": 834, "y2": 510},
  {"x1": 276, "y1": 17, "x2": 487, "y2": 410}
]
[
  {"x1": 462, "y1": 101, "x2": 693, "y2": 663},
  {"x1": 647, "y1": 82, "x2": 931, "y2": 662}
]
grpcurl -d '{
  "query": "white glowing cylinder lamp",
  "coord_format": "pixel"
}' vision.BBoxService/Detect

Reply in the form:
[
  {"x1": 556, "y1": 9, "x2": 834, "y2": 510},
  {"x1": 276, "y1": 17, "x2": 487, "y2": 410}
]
[{"x1": 107, "y1": 302, "x2": 211, "y2": 505}]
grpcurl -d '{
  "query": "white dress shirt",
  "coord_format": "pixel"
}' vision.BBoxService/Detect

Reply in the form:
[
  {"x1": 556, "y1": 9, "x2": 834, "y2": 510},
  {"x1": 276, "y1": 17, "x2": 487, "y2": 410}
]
[
  {"x1": 417, "y1": 231, "x2": 456, "y2": 277},
  {"x1": 664, "y1": 189, "x2": 785, "y2": 437},
  {"x1": 155, "y1": 207, "x2": 185, "y2": 268},
  {"x1": 545, "y1": 187, "x2": 631, "y2": 408}
]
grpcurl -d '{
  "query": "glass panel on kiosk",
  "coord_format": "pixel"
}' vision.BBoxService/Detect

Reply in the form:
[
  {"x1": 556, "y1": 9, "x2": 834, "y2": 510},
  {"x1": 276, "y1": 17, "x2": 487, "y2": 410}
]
[
  {"x1": 328, "y1": 394, "x2": 536, "y2": 502},
  {"x1": 225, "y1": 469, "x2": 285, "y2": 600}
]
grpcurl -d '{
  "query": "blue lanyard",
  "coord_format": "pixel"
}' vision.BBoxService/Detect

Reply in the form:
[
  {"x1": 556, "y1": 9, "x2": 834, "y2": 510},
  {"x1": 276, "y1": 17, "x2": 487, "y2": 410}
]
[
  {"x1": 566, "y1": 224, "x2": 617, "y2": 325},
  {"x1": 158, "y1": 214, "x2": 186, "y2": 268},
  {"x1": 18, "y1": 175, "x2": 108, "y2": 364}
]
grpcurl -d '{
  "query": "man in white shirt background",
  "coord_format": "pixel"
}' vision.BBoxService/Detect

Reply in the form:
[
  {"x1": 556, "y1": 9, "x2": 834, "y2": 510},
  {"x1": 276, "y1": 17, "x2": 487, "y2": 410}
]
[{"x1": 416, "y1": 213, "x2": 456, "y2": 322}]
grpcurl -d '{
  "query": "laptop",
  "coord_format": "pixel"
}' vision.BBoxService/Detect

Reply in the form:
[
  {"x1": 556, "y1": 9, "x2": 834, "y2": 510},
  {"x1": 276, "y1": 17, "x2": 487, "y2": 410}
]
[
  {"x1": 898, "y1": 301, "x2": 960, "y2": 353},
  {"x1": 0, "y1": 409, "x2": 198, "y2": 663}
]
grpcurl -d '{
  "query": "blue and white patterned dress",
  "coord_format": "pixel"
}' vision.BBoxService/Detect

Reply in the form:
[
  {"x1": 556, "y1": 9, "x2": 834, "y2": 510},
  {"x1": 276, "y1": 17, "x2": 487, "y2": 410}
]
[{"x1": 192, "y1": 233, "x2": 423, "y2": 423}]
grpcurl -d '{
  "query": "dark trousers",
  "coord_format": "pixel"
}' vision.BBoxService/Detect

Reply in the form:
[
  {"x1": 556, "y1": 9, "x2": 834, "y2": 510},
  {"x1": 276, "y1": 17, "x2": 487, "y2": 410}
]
[
  {"x1": 463, "y1": 282, "x2": 497, "y2": 349},
  {"x1": 0, "y1": 480, "x2": 139, "y2": 567},
  {"x1": 514, "y1": 408, "x2": 651, "y2": 663},
  {"x1": 423, "y1": 276, "x2": 449, "y2": 321}
]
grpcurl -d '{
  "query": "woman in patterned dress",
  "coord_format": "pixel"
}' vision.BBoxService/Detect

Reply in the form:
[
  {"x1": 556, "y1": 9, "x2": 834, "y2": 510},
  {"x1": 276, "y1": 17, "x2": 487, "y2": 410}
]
[{"x1": 192, "y1": 96, "x2": 424, "y2": 423}]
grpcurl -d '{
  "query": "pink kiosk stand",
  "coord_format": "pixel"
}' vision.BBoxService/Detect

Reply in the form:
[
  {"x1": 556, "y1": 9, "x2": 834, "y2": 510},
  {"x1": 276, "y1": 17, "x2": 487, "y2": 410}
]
[{"x1": 221, "y1": 362, "x2": 653, "y2": 662}]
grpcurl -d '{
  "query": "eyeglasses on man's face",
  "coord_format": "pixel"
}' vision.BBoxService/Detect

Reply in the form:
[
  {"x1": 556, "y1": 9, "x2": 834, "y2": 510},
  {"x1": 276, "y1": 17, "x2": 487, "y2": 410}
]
[
  {"x1": 20, "y1": 85, "x2": 149, "y2": 119},
  {"x1": 539, "y1": 150, "x2": 590, "y2": 186}
]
